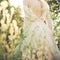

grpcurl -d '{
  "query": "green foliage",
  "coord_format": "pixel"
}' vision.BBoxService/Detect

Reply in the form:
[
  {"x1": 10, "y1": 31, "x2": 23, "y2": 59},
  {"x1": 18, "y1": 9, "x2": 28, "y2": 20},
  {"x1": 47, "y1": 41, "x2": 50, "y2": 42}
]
[
  {"x1": 0, "y1": 0, "x2": 24, "y2": 60},
  {"x1": 47, "y1": 0, "x2": 60, "y2": 20},
  {"x1": 46, "y1": 0, "x2": 60, "y2": 49}
]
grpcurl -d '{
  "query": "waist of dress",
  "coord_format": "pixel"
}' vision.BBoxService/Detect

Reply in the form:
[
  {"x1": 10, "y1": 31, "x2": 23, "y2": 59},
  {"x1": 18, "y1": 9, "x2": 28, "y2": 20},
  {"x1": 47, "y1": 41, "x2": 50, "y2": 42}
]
[
  {"x1": 24, "y1": 16, "x2": 46, "y2": 24},
  {"x1": 24, "y1": 6, "x2": 47, "y2": 23}
]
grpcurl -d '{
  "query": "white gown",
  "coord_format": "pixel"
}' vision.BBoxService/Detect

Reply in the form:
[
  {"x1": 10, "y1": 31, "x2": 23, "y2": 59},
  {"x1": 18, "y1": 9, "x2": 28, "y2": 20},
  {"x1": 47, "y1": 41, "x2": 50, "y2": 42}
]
[{"x1": 20, "y1": 0, "x2": 60, "y2": 60}]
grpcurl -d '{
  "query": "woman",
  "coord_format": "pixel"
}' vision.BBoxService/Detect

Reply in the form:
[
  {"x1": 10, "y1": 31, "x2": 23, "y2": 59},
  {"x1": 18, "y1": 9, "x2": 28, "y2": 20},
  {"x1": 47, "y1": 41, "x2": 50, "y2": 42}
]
[{"x1": 21, "y1": 0, "x2": 60, "y2": 60}]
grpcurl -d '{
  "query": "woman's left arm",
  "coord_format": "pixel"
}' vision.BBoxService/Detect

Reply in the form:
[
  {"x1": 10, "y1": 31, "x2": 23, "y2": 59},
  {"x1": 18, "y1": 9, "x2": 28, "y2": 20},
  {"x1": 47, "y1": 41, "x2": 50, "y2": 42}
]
[
  {"x1": 40, "y1": 0, "x2": 53, "y2": 31},
  {"x1": 46, "y1": 10, "x2": 53, "y2": 31}
]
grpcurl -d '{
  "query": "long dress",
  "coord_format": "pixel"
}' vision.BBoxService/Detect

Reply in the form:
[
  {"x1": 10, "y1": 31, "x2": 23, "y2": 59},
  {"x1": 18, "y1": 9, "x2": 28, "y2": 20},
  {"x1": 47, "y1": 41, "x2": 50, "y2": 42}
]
[{"x1": 20, "y1": 0, "x2": 60, "y2": 60}]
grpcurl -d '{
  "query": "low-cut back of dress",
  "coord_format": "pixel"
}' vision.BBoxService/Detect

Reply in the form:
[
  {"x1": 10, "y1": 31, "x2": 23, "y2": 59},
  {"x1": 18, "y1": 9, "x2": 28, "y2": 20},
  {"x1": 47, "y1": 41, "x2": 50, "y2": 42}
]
[{"x1": 21, "y1": 0, "x2": 60, "y2": 60}]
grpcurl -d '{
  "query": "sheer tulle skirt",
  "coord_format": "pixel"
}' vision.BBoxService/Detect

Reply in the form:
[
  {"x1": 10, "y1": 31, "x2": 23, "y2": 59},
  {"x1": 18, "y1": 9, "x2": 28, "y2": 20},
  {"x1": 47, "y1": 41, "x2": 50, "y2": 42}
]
[{"x1": 20, "y1": 7, "x2": 60, "y2": 60}]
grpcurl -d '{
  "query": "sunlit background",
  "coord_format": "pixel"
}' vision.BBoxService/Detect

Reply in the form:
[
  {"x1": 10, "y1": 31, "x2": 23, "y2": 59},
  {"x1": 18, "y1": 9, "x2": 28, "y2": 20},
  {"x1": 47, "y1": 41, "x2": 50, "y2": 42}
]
[
  {"x1": 9, "y1": 0, "x2": 24, "y2": 17},
  {"x1": 10, "y1": 0, "x2": 23, "y2": 7}
]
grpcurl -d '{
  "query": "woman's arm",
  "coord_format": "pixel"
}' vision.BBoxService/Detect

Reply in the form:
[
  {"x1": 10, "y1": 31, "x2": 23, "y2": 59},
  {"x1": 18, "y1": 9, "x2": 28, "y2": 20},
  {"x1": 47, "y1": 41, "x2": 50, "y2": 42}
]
[
  {"x1": 46, "y1": 11, "x2": 53, "y2": 30},
  {"x1": 40, "y1": 0, "x2": 53, "y2": 30}
]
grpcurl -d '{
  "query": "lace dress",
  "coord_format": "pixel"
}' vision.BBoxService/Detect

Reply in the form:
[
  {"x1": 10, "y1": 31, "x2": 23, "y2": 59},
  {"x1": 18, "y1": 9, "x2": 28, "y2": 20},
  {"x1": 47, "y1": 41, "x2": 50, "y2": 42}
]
[{"x1": 20, "y1": 0, "x2": 60, "y2": 60}]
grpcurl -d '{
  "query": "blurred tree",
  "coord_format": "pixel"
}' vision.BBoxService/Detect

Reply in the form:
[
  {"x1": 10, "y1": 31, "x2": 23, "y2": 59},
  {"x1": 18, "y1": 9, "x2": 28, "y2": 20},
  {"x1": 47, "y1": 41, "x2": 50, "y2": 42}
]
[
  {"x1": 46, "y1": 0, "x2": 60, "y2": 49},
  {"x1": 46, "y1": 0, "x2": 60, "y2": 19},
  {"x1": 0, "y1": 0, "x2": 23, "y2": 60}
]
